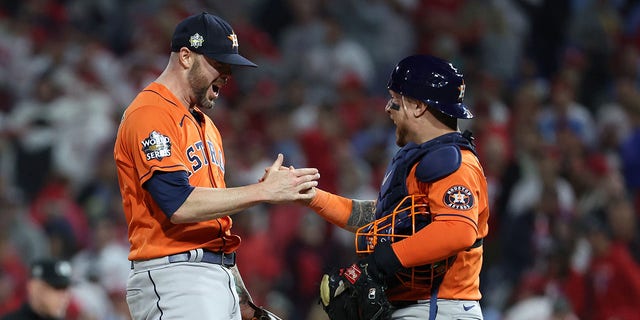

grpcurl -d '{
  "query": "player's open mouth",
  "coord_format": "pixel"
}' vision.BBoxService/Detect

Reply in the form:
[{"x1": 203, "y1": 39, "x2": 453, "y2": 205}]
[{"x1": 211, "y1": 84, "x2": 220, "y2": 97}]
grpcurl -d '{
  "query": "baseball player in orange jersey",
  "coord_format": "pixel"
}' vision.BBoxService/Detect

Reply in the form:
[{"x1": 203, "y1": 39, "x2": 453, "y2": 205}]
[
  {"x1": 114, "y1": 12, "x2": 318, "y2": 320},
  {"x1": 306, "y1": 55, "x2": 489, "y2": 320}
]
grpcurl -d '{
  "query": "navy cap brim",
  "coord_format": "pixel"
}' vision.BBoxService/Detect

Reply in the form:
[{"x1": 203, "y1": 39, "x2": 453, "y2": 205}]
[
  {"x1": 204, "y1": 52, "x2": 257, "y2": 67},
  {"x1": 46, "y1": 278, "x2": 71, "y2": 289},
  {"x1": 31, "y1": 259, "x2": 72, "y2": 289}
]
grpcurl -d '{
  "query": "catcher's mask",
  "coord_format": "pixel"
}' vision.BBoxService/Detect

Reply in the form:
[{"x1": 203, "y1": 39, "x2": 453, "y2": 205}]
[{"x1": 355, "y1": 195, "x2": 456, "y2": 289}]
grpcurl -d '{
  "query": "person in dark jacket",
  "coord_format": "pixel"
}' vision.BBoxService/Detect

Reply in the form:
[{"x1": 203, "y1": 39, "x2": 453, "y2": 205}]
[{"x1": 1, "y1": 258, "x2": 72, "y2": 320}]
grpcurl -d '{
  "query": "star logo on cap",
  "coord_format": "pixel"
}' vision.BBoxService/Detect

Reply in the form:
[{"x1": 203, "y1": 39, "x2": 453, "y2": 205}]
[
  {"x1": 227, "y1": 32, "x2": 238, "y2": 48},
  {"x1": 189, "y1": 33, "x2": 204, "y2": 48}
]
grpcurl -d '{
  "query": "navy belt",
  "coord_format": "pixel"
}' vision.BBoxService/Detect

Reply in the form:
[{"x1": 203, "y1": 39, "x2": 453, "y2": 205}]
[
  {"x1": 169, "y1": 250, "x2": 236, "y2": 267},
  {"x1": 131, "y1": 249, "x2": 236, "y2": 270}
]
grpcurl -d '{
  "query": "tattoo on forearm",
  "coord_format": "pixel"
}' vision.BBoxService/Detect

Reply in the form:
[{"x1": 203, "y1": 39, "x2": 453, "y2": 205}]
[
  {"x1": 347, "y1": 200, "x2": 376, "y2": 229},
  {"x1": 236, "y1": 283, "x2": 250, "y2": 305},
  {"x1": 230, "y1": 266, "x2": 250, "y2": 304}
]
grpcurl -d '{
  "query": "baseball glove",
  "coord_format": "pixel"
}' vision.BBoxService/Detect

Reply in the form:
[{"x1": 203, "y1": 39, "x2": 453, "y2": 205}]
[
  {"x1": 319, "y1": 261, "x2": 392, "y2": 320},
  {"x1": 248, "y1": 301, "x2": 283, "y2": 320}
]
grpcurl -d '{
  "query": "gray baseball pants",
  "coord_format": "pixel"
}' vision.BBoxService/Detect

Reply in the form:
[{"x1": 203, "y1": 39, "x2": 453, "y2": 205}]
[{"x1": 126, "y1": 258, "x2": 241, "y2": 320}]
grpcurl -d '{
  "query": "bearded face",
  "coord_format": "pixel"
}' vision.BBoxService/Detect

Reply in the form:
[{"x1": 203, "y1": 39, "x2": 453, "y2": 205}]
[
  {"x1": 187, "y1": 56, "x2": 231, "y2": 110},
  {"x1": 188, "y1": 58, "x2": 216, "y2": 109},
  {"x1": 395, "y1": 118, "x2": 410, "y2": 147}
]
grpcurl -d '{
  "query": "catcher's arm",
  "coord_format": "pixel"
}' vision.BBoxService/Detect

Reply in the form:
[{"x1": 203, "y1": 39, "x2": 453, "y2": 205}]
[
  {"x1": 307, "y1": 188, "x2": 376, "y2": 232},
  {"x1": 230, "y1": 266, "x2": 282, "y2": 320}
]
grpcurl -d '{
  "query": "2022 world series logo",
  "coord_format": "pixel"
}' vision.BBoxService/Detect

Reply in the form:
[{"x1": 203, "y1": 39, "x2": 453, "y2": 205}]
[{"x1": 142, "y1": 131, "x2": 171, "y2": 161}]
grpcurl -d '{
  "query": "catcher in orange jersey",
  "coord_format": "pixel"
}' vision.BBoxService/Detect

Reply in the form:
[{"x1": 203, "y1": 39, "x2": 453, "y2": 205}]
[
  {"x1": 306, "y1": 55, "x2": 489, "y2": 320},
  {"x1": 114, "y1": 12, "x2": 317, "y2": 320}
]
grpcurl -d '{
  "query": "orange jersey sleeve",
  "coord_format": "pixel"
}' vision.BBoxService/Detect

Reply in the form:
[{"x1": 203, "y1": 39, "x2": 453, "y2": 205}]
[
  {"x1": 388, "y1": 149, "x2": 489, "y2": 301},
  {"x1": 114, "y1": 82, "x2": 240, "y2": 260}
]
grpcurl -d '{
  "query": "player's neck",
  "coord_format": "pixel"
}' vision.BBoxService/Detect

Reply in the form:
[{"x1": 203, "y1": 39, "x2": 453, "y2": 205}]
[
  {"x1": 156, "y1": 68, "x2": 191, "y2": 111},
  {"x1": 411, "y1": 115, "x2": 456, "y2": 144}
]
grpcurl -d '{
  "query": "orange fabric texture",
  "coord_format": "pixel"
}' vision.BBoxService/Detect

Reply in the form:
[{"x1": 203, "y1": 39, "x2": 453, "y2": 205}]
[
  {"x1": 387, "y1": 149, "x2": 489, "y2": 301},
  {"x1": 393, "y1": 221, "x2": 477, "y2": 267},
  {"x1": 114, "y1": 82, "x2": 240, "y2": 260},
  {"x1": 308, "y1": 188, "x2": 352, "y2": 228}
]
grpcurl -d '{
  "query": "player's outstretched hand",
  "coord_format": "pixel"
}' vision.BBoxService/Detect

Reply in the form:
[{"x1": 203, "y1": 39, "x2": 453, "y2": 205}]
[{"x1": 259, "y1": 154, "x2": 319, "y2": 203}]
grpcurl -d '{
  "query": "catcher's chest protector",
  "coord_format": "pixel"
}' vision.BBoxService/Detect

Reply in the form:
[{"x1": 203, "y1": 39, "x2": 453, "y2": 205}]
[{"x1": 375, "y1": 131, "x2": 476, "y2": 220}]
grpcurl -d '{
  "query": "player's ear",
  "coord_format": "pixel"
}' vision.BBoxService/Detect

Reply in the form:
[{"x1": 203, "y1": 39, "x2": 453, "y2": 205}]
[
  {"x1": 413, "y1": 100, "x2": 428, "y2": 118},
  {"x1": 176, "y1": 47, "x2": 194, "y2": 69}
]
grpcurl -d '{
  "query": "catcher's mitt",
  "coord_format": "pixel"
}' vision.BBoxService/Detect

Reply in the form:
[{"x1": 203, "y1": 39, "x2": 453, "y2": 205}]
[
  {"x1": 319, "y1": 262, "x2": 392, "y2": 320},
  {"x1": 248, "y1": 301, "x2": 283, "y2": 320}
]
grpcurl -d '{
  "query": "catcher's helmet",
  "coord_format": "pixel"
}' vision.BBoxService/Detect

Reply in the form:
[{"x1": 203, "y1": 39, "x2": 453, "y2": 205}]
[
  {"x1": 355, "y1": 195, "x2": 456, "y2": 289},
  {"x1": 387, "y1": 55, "x2": 473, "y2": 119}
]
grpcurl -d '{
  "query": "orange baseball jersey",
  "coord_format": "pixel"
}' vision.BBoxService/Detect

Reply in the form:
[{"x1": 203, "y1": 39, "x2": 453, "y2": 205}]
[
  {"x1": 114, "y1": 82, "x2": 240, "y2": 261},
  {"x1": 388, "y1": 148, "x2": 489, "y2": 301}
]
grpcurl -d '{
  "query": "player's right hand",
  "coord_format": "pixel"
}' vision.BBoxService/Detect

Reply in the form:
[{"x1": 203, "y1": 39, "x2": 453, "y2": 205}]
[{"x1": 259, "y1": 154, "x2": 319, "y2": 203}]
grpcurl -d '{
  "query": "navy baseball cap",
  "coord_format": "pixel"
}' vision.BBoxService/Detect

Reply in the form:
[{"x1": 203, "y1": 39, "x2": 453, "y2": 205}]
[
  {"x1": 30, "y1": 258, "x2": 72, "y2": 289},
  {"x1": 171, "y1": 12, "x2": 257, "y2": 67}
]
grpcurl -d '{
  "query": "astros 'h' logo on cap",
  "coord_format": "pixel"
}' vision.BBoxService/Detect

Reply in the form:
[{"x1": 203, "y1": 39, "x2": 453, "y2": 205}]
[
  {"x1": 227, "y1": 32, "x2": 238, "y2": 48},
  {"x1": 458, "y1": 80, "x2": 466, "y2": 101}
]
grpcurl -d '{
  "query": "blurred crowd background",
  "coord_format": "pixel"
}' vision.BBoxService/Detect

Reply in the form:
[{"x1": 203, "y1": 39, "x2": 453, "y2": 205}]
[{"x1": 1, "y1": 0, "x2": 640, "y2": 319}]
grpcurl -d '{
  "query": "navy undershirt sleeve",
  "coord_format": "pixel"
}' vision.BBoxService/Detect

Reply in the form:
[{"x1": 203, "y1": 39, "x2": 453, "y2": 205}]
[{"x1": 143, "y1": 171, "x2": 195, "y2": 218}]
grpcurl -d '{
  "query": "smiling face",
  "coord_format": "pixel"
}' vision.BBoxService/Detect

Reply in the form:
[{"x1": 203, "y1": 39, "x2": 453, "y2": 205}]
[{"x1": 188, "y1": 54, "x2": 231, "y2": 109}]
